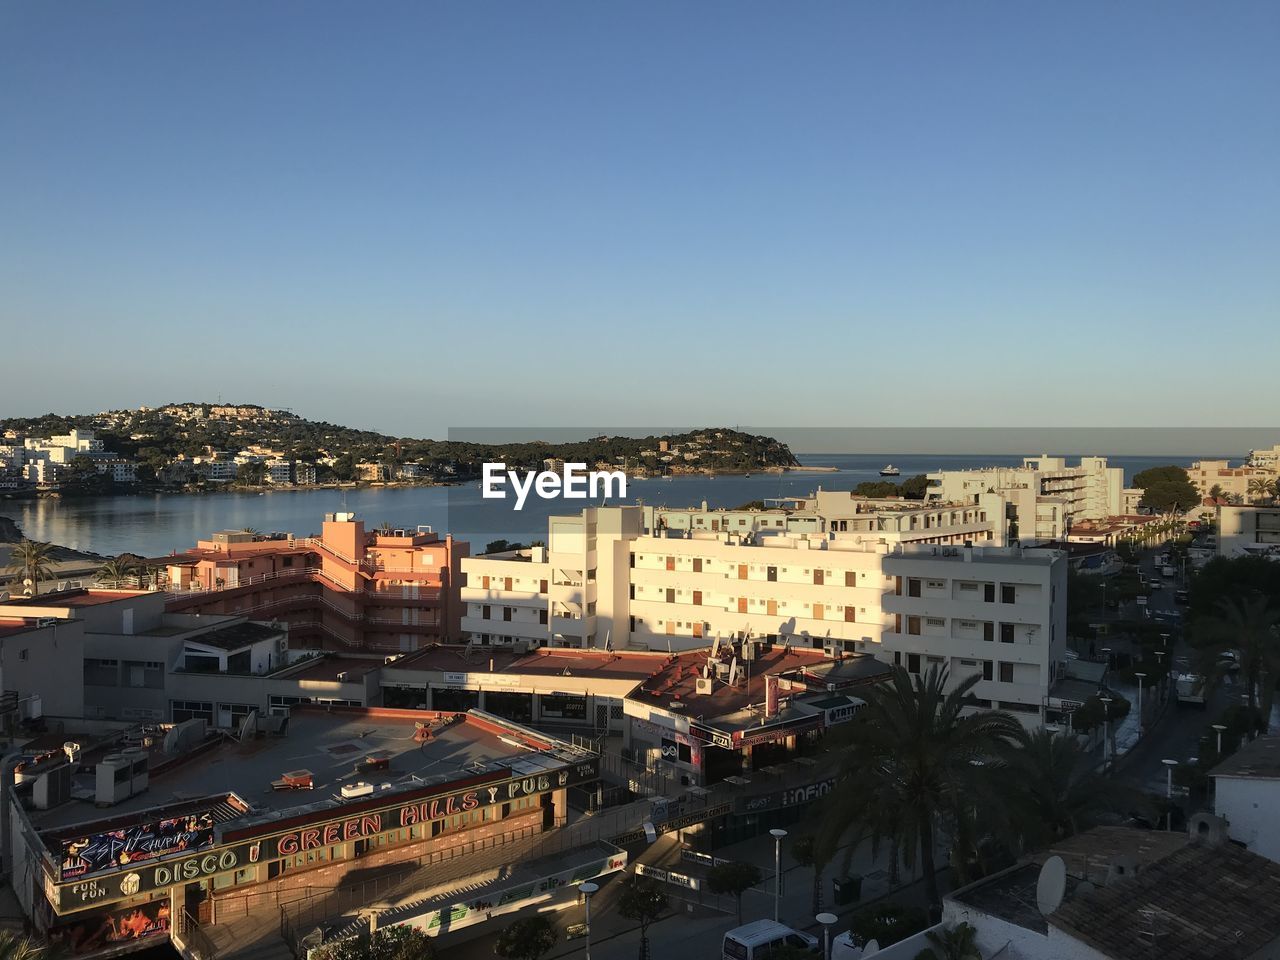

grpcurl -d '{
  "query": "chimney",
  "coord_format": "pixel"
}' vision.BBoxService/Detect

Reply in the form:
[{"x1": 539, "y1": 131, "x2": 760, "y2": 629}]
[{"x1": 765, "y1": 675, "x2": 780, "y2": 718}]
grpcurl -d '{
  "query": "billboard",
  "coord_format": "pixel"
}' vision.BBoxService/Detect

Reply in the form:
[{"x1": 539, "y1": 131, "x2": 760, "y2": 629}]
[
  {"x1": 54, "y1": 897, "x2": 171, "y2": 954},
  {"x1": 59, "y1": 811, "x2": 216, "y2": 881}
]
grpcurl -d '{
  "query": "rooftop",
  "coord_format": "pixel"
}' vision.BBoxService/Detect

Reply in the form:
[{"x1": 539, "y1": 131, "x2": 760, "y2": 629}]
[
  {"x1": 1210, "y1": 735, "x2": 1280, "y2": 780},
  {"x1": 950, "y1": 827, "x2": 1189, "y2": 935},
  {"x1": 627, "y1": 644, "x2": 887, "y2": 728},
  {"x1": 1051, "y1": 840, "x2": 1280, "y2": 960},
  {"x1": 184, "y1": 619, "x2": 286, "y2": 651},
  {"x1": 29, "y1": 707, "x2": 575, "y2": 835},
  {"x1": 885, "y1": 544, "x2": 1063, "y2": 567},
  {"x1": 0, "y1": 588, "x2": 150, "y2": 609},
  {"x1": 386, "y1": 644, "x2": 674, "y2": 682}
]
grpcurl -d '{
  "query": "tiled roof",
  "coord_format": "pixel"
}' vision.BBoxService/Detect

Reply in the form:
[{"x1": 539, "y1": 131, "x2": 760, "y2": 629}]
[
  {"x1": 1210, "y1": 735, "x2": 1280, "y2": 780},
  {"x1": 1050, "y1": 841, "x2": 1280, "y2": 960}
]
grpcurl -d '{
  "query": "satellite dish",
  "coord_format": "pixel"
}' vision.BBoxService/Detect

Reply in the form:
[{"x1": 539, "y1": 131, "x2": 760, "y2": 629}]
[
  {"x1": 1037, "y1": 855, "x2": 1067, "y2": 915},
  {"x1": 862, "y1": 940, "x2": 880, "y2": 956},
  {"x1": 1076, "y1": 881, "x2": 1096, "y2": 898}
]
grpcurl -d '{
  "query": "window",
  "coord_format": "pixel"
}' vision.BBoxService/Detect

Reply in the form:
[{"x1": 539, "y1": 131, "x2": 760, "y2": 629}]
[
  {"x1": 907, "y1": 653, "x2": 921, "y2": 674},
  {"x1": 767, "y1": 566, "x2": 777, "y2": 582},
  {"x1": 539, "y1": 610, "x2": 548, "y2": 625},
  {"x1": 845, "y1": 571, "x2": 856, "y2": 587},
  {"x1": 482, "y1": 605, "x2": 491, "y2": 619},
  {"x1": 1001, "y1": 584, "x2": 1016, "y2": 604},
  {"x1": 983, "y1": 622, "x2": 994, "y2": 642},
  {"x1": 503, "y1": 607, "x2": 513, "y2": 622},
  {"x1": 19, "y1": 649, "x2": 28, "y2": 662},
  {"x1": 907, "y1": 578, "x2": 921, "y2": 598},
  {"x1": 983, "y1": 583, "x2": 996, "y2": 603},
  {"x1": 1000, "y1": 623, "x2": 1015, "y2": 643},
  {"x1": 982, "y1": 660, "x2": 993, "y2": 681},
  {"x1": 907, "y1": 616, "x2": 921, "y2": 636},
  {"x1": 999, "y1": 662, "x2": 1014, "y2": 683},
  {"x1": 693, "y1": 558, "x2": 702, "y2": 572}
]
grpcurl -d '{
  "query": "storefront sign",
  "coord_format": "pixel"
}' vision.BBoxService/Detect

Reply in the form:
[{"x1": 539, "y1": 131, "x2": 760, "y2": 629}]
[
  {"x1": 58, "y1": 811, "x2": 216, "y2": 882},
  {"x1": 53, "y1": 840, "x2": 261, "y2": 914},
  {"x1": 733, "y1": 777, "x2": 837, "y2": 814},
  {"x1": 50, "y1": 760, "x2": 600, "y2": 914},
  {"x1": 688, "y1": 722, "x2": 733, "y2": 750},
  {"x1": 660, "y1": 739, "x2": 679, "y2": 762}
]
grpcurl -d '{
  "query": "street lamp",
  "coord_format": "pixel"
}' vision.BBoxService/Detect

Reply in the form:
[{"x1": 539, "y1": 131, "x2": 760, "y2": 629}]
[
  {"x1": 580, "y1": 881, "x2": 599, "y2": 960},
  {"x1": 1213, "y1": 723, "x2": 1227, "y2": 754},
  {"x1": 1134, "y1": 673, "x2": 1147, "y2": 736},
  {"x1": 1162, "y1": 759, "x2": 1179, "y2": 831},
  {"x1": 1102, "y1": 646, "x2": 1112, "y2": 670},
  {"x1": 770, "y1": 828, "x2": 788, "y2": 922},
  {"x1": 1100, "y1": 696, "x2": 1113, "y2": 767},
  {"x1": 816, "y1": 912, "x2": 838, "y2": 960}
]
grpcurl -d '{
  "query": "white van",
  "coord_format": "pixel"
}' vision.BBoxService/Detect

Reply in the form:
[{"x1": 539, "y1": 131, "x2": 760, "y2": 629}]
[{"x1": 723, "y1": 920, "x2": 819, "y2": 960}]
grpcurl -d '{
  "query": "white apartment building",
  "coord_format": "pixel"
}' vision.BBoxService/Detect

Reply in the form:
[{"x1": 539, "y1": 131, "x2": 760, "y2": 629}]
[
  {"x1": 461, "y1": 507, "x2": 1066, "y2": 725},
  {"x1": 1217, "y1": 503, "x2": 1280, "y2": 559},
  {"x1": 265, "y1": 458, "x2": 293, "y2": 484},
  {"x1": 926, "y1": 455, "x2": 1123, "y2": 544},
  {"x1": 1248, "y1": 443, "x2": 1280, "y2": 470},
  {"x1": 22, "y1": 428, "x2": 104, "y2": 462},
  {"x1": 882, "y1": 544, "x2": 1067, "y2": 723},
  {"x1": 1187, "y1": 459, "x2": 1277, "y2": 502},
  {"x1": 647, "y1": 491, "x2": 1005, "y2": 549}
]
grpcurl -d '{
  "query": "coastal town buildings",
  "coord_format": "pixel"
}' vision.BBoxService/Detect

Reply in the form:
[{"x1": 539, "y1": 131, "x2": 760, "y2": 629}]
[
  {"x1": 925, "y1": 455, "x2": 1124, "y2": 544},
  {"x1": 1211, "y1": 735, "x2": 1280, "y2": 863},
  {"x1": 1216, "y1": 503, "x2": 1280, "y2": 559},
  {"x1": 461, "y1": 506, "x2": 1067, "y2": 725},
  {"x1": 163, "y1": 512, "x2": 468, "y2": 652},
  {"x1": 1186, "y1": 458, "x2": 1278, "y2": 502}
]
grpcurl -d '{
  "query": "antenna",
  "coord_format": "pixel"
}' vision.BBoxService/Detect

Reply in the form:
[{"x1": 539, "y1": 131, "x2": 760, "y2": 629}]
[{"x1": 1037, "y1": 855, "x2": 1067, "y2": 915}]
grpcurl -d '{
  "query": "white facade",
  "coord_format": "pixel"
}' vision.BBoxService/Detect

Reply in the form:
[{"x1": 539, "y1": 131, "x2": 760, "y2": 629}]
[
  {"x1": 460, "y1": 507, "x2": 1067, "y2": 724},
  {"x1": 1214, "y1": 774, "x2": 1280, "y2": 863},
  {"x1": 882, "y1": 545, "x2": 1067, "y2": 725},
  {"x1": 926, "y1": 456, "x2": 1123, "y2": 544},
  {"x1": 1217, "y1": 504, "x2": 1280, "y2": 559},
  {"x1": 265, "y1": 458, "x2": 293, "y2": 484}
]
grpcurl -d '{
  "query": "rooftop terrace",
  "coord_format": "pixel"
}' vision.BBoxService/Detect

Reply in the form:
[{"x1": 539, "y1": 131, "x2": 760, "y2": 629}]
[{"x1": 28, "y1": 708, "x2": 571, "y2": 836}]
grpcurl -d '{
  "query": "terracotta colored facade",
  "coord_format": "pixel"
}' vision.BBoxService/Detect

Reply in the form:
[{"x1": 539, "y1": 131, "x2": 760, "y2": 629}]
[{"x1": 164, "y1": 514, "x2": 468, "y2": 653}]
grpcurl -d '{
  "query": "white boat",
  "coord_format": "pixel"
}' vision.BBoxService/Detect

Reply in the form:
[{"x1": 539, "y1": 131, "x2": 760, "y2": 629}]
[{"x1": 879, "y1": 464, "x2": 901, "y2": 477}]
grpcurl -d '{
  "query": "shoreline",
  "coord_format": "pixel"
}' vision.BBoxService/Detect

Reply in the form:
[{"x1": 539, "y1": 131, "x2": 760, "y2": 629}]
[{"x1": 0, "y1": 463, "x2": 805, "y2": 503}]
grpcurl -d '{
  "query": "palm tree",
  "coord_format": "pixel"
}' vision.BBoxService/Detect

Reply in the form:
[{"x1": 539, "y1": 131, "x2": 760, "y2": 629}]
[
  {"x1": 816, "y1": 666, "x2": 1022, "y2": 916},
  {"x1": 242, "y1": 527, "x2": 261, "y2": 537},
  {"x1": 97, "y1": 556, "x2": 136, "y2": 587},
  {"x1": 791, "y1": 834, "x2": 824, "y2": 918},
  {"x1": 1209, "y1": 483, "x2": 1225, "y2": 501},
  {"x1": 1193, "y1": 595, "x2": 1280, "y2": 729},
  {"x1": 0, "y1": 931, "x2": 62, "y2": 960},
  {"x1": 7, "y1": 540, "x2": 55, "y2": 597},
  {"x1": 1248, "y1": 476, "x2": 1274, "y2": 503},
  {"x1": 999, "y1": 728, "x2": 1141, "y2": 851}
]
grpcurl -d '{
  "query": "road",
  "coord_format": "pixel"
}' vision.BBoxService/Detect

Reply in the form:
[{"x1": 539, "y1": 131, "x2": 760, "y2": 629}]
[{"x1": 1114, "y1": 545, "x2": 1228, "y2": 796}]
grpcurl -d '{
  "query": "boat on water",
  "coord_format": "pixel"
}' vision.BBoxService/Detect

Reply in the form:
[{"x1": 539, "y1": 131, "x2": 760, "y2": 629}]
[{"x1": 879, "y1": 464, "x2": 901, "y2": 477}]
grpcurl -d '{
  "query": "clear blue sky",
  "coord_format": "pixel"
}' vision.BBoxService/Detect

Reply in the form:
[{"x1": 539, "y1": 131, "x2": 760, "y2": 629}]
[{"x1": 2, "y1": 2, "x2": 1277, "y2": 437}]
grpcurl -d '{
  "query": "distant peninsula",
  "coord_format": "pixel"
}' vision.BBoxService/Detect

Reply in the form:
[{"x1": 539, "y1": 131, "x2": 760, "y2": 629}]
[{"x1": 0, "y1": 405, "x2": 801, "y2": 497}]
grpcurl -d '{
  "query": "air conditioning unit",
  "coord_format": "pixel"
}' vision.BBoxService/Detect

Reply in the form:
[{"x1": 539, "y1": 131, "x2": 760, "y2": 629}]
[{"x1": 695, "y1": 677, "x2": 713, "y2": 695}]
